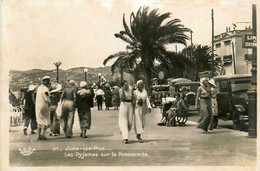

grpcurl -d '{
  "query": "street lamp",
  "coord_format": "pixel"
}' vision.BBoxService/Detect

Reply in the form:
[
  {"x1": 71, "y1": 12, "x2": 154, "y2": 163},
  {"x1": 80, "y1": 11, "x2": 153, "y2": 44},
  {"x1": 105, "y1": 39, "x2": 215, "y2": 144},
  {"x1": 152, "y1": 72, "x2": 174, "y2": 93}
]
[
  {"x1": 98, "y1": 73, "x2": 101, "y2": 86},
  {"x1": 247, "y1": 5, "x2": 257, "y2": 138},
  {"x1": 190, "y1": 29, "x2": 193, "y2": 60},
  {"x1": 84, "y1": 68, "x2": 88, "y2": 82},
  {"x1": 54, "y1": 61, "x2": 62, "y2": 83}
]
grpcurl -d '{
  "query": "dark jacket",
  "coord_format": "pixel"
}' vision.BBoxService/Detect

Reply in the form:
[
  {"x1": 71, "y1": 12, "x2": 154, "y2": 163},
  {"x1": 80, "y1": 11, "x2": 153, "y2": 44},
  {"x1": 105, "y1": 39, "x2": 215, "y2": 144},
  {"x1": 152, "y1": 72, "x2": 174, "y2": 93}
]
[{"x1": 76, "y1": 89, "x2": 94, "y2": 111}]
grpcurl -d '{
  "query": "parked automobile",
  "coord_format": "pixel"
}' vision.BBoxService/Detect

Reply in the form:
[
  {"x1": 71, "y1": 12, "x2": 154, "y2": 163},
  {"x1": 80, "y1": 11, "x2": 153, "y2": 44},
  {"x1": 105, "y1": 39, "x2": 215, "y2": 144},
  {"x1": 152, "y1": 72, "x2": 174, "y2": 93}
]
[
  {"x1": 169, "y1": 78, "x2": 192, "y2": 97},
  {"x1": 174, "y1": 82, "x2": 200, "y2": 108},
  {"x1": 213, "y1": 74, "x2": 251, "y2": 130},
  {"x1": 151, "y1": 85, "x2": 170, "y2": 107}
]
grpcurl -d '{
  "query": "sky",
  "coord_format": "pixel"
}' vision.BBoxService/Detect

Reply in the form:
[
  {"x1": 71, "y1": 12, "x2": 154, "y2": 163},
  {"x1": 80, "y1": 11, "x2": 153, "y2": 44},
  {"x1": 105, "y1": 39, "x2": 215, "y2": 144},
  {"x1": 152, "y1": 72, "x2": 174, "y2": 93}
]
[{"x1": 1, "y1": 0, "x2": 257, "y2": 71}]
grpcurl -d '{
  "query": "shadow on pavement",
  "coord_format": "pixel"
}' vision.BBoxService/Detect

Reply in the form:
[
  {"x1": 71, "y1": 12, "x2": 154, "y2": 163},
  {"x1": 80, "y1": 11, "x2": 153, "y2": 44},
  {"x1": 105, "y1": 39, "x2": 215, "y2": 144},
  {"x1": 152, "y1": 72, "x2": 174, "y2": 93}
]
[
  {"x1": 142, "y1": 139, "x2": 170, "y2": 143},
  {"x1": 206, "y1": 131, "x2": 230, "y2": 134},
  {"x1": 88, "y1": 134, "x2": 114, "y2": 138}
]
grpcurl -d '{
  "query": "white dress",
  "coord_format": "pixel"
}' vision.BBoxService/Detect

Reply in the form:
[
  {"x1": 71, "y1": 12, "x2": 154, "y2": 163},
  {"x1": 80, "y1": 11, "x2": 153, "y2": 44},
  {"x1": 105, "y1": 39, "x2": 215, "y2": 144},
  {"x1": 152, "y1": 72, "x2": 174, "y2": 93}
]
[
  {"x1": 35, "y1": 84, "x2": 51, "y2": 128},
  {"x1": 133, "y1": 89, "x2": 151, "y2": 134},
  {"x1": 118, "y1": 87, "x2": 133, "y2": 140}
]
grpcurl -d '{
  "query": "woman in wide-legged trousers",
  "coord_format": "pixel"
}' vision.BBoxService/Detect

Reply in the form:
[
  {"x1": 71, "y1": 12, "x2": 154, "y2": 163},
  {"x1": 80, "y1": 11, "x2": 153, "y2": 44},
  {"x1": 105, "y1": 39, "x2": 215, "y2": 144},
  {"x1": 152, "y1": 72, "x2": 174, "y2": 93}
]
[{"x1": 118, "y1": 80, "x2": 133, "y2": 144}]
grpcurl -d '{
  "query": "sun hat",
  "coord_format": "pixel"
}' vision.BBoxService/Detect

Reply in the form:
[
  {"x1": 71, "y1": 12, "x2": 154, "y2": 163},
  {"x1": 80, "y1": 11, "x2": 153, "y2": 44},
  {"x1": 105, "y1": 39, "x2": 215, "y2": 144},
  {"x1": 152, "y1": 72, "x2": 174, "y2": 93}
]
[
  {"x1": 136, "y1": 80, "x2": 143, "y2": 85},
  {"x1": 49, "y1": 83, "x2": 62, "y2": 93},
  {"x1": 80, "y1": 81, "x2": 88, "y2": 88},
  {"x1": 208, "y1": 79, "x2": 216, "y2": 87},
  {"x1": 69, "y1": 80, "x2": 76, "y2": 86},
  {"x1": 42, "y1": 76, "x2": 50, "y2": 81},
  {"x1": 28, "y1": 85, "x2": 36, "y2": 91}
]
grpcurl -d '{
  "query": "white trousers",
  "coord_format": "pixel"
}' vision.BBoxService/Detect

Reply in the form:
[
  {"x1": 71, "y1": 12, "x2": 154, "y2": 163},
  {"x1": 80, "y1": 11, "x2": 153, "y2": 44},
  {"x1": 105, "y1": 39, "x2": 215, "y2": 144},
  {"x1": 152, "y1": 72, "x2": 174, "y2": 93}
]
[
  {"x1": 134, "y1": 106, "x2": 146, "y2": 134},
  {"x1": 118, "y1": 102, "x2": 133, "y2": 140}
]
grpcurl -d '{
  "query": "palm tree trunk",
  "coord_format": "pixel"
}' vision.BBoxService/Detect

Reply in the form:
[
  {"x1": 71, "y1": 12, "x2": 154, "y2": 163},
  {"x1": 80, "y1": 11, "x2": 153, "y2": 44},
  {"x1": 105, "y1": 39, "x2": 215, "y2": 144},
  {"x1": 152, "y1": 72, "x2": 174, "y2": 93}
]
[{"x1": 144, "y1": 68, "x2": 152, "y2": 96}]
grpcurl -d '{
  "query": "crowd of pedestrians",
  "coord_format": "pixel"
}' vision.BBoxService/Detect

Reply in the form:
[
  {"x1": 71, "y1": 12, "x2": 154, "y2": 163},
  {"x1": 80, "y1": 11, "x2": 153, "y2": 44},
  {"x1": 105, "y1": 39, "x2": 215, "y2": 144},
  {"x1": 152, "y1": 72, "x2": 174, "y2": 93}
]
[
  {"x1": 10, "y1": 75, "x2": 218, "y2": 143},
  {"x1": 14, "y1": 75, "x2": 154, "y2": 143}
]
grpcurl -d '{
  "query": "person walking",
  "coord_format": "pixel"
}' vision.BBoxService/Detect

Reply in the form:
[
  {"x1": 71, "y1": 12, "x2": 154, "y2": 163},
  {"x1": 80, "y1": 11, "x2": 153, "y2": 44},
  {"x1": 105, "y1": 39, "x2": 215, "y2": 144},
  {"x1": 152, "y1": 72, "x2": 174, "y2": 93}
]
[
  {"x1": 23, "y1": 85, "x2": 37, "y2": 135},
  {"x1": 133, "y1": 80, "x2": 152, "y2": 143},
  {"x1": 76, "y1": 81, "x2": 94, "y2": 138},
  {"x1": 104, "y1": 85, "x2": 112, "y2": 110},
  {"x1": 35, "y1": 76, "x2": 51, "y2": 140},
  {"x1": 95, "y1": 86, "x2": 105, "y2": 111},
  {"x1": 195, "y1": 78, "x2": 212, "y2": 134},
  {"x1": 60, "y1": 80, "x2": 77, "y2": 138},
  {"x1": 49, "y1": 83, "x2": 62, "y2": 136},
  {"x1": 208, "y1": 79, "x2": 218, "y2": 131},
  {"x1": 118, "y1": 80, "x2": 134, "y2": 144}
]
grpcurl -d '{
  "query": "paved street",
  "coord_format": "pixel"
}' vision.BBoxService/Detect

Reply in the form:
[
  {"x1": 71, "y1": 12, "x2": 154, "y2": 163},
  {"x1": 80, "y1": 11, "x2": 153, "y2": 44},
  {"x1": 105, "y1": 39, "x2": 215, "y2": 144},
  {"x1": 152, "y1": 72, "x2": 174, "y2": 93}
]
[{"x1": 9, "y1": 106, "x2": 256, "y2": 167}]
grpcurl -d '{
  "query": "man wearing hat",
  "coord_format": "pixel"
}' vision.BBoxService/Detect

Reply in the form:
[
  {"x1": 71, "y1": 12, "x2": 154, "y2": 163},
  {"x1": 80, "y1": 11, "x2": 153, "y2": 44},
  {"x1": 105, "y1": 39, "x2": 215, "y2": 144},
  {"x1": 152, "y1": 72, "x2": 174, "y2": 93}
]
[
  {"x1": 23, "y1": 84, "x2": 37, "y2": 135},
  {"x1": 49, "y1": 83, "x2": 62, "y2": 136},
  {"x1": 35, "y1": 76, "x2": 51, "y2": 140}
]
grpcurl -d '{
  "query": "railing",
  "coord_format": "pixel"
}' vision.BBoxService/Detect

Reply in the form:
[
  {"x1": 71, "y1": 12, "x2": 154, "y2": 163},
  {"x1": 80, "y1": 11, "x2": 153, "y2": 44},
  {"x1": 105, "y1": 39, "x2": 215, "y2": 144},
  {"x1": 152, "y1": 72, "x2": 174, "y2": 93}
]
[{"x1": 9, "y1": 105, "x2": 24, "y2": 127}]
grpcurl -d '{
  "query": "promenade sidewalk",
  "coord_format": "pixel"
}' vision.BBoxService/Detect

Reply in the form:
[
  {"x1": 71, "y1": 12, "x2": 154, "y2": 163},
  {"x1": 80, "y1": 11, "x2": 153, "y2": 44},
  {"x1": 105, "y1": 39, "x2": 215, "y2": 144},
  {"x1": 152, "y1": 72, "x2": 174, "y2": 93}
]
[{"x1": 8, "y1": 107, "x2": 256, "y2": 167}]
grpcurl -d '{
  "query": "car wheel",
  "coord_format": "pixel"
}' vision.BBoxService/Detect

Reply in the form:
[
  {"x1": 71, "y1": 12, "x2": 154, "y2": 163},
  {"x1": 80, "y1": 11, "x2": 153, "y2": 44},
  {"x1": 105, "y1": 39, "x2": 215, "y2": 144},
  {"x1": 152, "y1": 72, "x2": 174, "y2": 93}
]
[
  {"x1": 232, "y1": 111, "x2": 245, "y2": 131},
  {"x1": 176, "y1": 117, "x2": 187, "y2": 126}
]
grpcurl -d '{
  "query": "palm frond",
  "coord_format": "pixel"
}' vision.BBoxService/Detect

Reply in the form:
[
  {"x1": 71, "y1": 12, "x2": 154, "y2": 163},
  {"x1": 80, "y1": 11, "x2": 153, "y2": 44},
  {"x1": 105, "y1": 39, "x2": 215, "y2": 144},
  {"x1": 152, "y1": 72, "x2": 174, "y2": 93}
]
[
  {"x1": 114, "y1": 33, "x2": 135, "y2": 45},
  {"x1": 122, "y1": 14, "x2": 136, "y2": 41},
  {"x1": 103, "y1": 51, "x2": 128, "y2": 66}
]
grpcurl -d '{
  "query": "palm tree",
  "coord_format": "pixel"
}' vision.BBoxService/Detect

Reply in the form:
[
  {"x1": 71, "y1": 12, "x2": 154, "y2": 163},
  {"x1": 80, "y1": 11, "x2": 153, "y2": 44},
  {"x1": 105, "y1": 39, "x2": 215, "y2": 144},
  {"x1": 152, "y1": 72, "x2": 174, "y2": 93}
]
[
  {"x1": 108, "y1": 57, "x2": 132, "y2": 84},
  {"x1": 181, "y1": 44, "x2": 221, "y2": 80},
  {"x1": 103, "y1": 6, "x2": 189, "y2": 95}
]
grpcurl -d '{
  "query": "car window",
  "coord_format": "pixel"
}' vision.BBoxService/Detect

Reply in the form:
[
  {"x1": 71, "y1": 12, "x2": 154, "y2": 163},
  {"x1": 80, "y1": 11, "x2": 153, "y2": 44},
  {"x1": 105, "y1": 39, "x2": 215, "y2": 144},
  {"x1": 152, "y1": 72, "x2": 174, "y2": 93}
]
[{"x1": 231, "y1": 79, "x2": 251, "y2": 92}]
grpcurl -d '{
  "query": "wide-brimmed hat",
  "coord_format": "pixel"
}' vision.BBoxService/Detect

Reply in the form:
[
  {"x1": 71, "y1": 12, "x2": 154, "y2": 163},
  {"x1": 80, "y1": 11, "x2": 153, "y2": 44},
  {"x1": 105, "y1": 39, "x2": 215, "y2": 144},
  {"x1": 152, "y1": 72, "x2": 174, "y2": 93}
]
[
  {"x1": 42, "y1": 76, "x2": 50, "y2": 81},
  {"x1": 49, "y1": 83, "x2": 62, "y2": 93},
  {"x1": 28, "y1": 85, "x2": 36, "y2": 91},
  {"x1": 208, "y1": 79, "x2": 216, "y2": 87}
]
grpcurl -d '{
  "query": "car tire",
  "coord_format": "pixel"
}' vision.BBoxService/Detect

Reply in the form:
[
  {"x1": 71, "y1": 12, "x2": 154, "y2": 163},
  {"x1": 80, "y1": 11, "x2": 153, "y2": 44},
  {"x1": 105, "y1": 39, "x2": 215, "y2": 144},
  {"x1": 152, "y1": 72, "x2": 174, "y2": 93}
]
[{"x1": 232, "y1": 111, "x2": 245, "y2": 131}]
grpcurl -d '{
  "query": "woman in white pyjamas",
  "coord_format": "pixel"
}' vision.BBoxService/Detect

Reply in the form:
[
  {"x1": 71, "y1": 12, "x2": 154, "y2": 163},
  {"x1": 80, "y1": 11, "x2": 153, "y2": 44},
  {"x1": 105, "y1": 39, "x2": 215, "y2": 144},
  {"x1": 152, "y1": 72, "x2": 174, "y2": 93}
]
[{"x1": 118, "y1": 80, "x2": 133, "y2": 144}]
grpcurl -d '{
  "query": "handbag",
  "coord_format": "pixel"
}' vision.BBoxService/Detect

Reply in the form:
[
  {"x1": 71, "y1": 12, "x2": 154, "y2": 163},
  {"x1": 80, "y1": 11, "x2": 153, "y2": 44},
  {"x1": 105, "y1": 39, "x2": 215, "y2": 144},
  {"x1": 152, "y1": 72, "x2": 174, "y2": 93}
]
[
  {"x1": 137, "y1": 99, "x2": 143, "y2": 106},
  {"x1": 56, "y1": 100, "x2": 64, "y2": 119}
]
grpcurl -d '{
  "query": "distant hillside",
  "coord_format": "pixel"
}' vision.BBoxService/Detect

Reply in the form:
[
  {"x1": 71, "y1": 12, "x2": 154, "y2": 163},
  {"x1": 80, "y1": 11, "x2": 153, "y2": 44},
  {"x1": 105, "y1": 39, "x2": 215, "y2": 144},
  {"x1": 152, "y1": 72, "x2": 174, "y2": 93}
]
[{"x1": 9, "y1": 66, "x2": 113, "y2": 91}]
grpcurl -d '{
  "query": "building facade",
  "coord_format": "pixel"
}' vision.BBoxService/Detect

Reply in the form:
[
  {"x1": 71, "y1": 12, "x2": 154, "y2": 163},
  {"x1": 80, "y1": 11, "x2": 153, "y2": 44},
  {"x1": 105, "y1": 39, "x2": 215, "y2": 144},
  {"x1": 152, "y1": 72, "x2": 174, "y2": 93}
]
[{"x1": 214, "y1": 28, "x2": 253, "y2": 75}]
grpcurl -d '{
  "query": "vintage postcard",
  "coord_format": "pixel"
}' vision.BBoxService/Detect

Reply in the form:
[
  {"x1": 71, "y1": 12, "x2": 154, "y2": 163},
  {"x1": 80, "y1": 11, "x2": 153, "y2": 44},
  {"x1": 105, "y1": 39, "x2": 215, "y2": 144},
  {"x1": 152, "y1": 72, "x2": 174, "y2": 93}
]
[{"x1": 1, "y1": 0, "x2": 259, "y2": 170}]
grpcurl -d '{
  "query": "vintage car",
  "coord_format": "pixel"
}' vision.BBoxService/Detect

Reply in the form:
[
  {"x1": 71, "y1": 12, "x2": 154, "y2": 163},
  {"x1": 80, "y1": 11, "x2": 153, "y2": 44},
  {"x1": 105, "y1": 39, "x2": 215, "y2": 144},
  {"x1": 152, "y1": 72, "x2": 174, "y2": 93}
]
[
  {"x1": 151, "y1": 85, "x2": 170, "y2": 107},
  {"x1": 213, "y1": 74, "x2": 251, "y2": 130},
  {"x1": 174, "y1": 82, "x2": 200, "y2": 108},
  {"x1": 169, "y1": 78, "x2": 192, "y2": 97}
]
